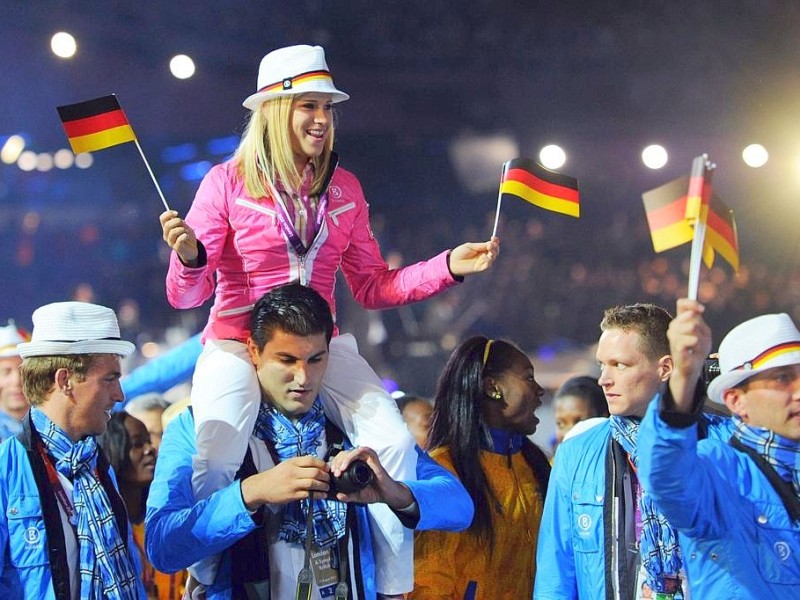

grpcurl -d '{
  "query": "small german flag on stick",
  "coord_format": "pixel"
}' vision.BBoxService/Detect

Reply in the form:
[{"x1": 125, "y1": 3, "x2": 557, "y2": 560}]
[
  {"x1": 57, "y1": 94, "x2": 136, "y2": 154},
  {"x1": 642, "y1": 157, "x2": 739, "y2": 299},
  {"x1": 642, "y1": 175, "x2": 696, "y2": 253},
  {"x1": 492, "y1": 158, "x2": 579, "y2": 237},
  {"x1": 57, "y1": 94, "x2": 170, "y2": 210}
]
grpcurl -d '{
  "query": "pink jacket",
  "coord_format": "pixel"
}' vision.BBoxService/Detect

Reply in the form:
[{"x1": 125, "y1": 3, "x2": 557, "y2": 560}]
[{"x1": 166, "y1": 157, "x2": 459, "y2": 342}]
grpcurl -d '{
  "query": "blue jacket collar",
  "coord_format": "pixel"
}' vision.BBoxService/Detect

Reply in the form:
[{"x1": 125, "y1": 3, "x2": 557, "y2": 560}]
[{"x1": 483, "y1": 427, "x2": 525, "y2": 454}]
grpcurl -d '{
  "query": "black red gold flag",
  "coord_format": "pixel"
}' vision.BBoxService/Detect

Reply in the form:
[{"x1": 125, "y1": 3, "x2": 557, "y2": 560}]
[
  {"x1": 57, "y1": 94, "x2": 136, "y2": 154},
  {"x1": 642, "y1": 175, "x2": 738, "y2": 271},
  {"x1": 642, "y1": 175, "x2": 695, "y2": 252},
  {"x1": 499, "y1": 158, "x2": 580, "y2": 218}
]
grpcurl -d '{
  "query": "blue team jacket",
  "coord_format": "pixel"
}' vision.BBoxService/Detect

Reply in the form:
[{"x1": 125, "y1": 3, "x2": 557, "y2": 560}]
[
  {"x1": 145, "y1": 409, "x2": 473, "y2": 599},
  {"x1": 638, "y1": 397, "x2": 800, "y2": 599}
]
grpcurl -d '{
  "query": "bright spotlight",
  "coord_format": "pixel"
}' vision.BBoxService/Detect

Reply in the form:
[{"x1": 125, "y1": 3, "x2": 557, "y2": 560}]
[
  {"x1": 742, "y1": 144, "x2": 768, "y2": 168},
  {"x1": 54, "y1": 149, "x2": 75, "y2": 169},
  {"x1": 51, "y1": 32, "x2": 77, "y2": 58},
  {"x1": 36, "y1": 153, "x2": 54, "y2": 172},
  {"x1": 642, "y1": 144, "x2": 668, "y2": 169},
  {"x1": 1, "y1": 135, "x2": 25, "y2": 164},
  {"x1": 170, "y1": 54, "x2": 196, "y2": 80},
  {"x1": 17, "y1": 151, "x2": 37, "y2": 171},
  {"x1": 539, "y1": 144, "x2": 566, "y2": 169},
  {"x1": 74, "y1": 153, "x2": 94, "y2": 169}
]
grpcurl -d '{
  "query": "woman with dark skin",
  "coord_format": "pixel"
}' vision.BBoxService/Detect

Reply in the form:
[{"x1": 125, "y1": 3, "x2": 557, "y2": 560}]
[
  {"x1": 410, "y1": 336, "x2": 551, "y2": 599},
  {"x1": 99, "y1": 413, "x2": 185, "y2": 600}
]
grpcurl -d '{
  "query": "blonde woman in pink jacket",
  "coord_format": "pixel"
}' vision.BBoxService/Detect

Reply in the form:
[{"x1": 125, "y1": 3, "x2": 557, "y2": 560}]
[{"x1": 159, "y1": 44, "x2": 498, "y2": 597}]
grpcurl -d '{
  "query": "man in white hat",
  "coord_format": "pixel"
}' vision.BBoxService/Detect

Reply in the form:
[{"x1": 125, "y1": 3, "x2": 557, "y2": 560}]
[
  {"x1": 638, "y1": 299, "x2": 800, "y2": 598},
  {"x1": 0, "y1": 302, "x2": 145, "y2": 599},
  {"x1": 0, "y1": 321, "x2": 29, "y2": 442}
]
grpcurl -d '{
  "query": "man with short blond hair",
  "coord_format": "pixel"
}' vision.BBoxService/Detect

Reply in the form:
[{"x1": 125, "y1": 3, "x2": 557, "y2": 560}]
[
  {"x1": 0, "y1": 302, "x2": 145, "y2": 599},
  {"x1": 536, "y1": 303, "x2": 732, "y2": 600}
]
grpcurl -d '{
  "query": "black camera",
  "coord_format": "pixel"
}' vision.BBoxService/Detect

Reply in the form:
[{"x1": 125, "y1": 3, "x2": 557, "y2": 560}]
[
  {"x1": 702, "y1": 356, "x2": 721, "y2": 386},
  {"x1": 328, "y1": 459, "x2": 374, "y2": 496}
]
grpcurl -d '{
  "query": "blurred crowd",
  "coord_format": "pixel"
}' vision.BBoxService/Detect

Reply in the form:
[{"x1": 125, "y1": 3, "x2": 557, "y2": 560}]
[{"x1": 2, "y1": 136, "x2": 800, "y2": 400}]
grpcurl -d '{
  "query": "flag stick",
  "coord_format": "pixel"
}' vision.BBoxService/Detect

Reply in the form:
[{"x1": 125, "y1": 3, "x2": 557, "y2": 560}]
[
  {"x1": 685, "y1": 154, "x2": 708, "y2": 223},
  {"x1": 491, "y1": 162, "x2": 509, "y2": 238},
  {"x1": 686, "y1": 156, "x2": 714, "y2": 300},
  {"x1": 134, "y1": 139, "x2": 170, "y2": 211},
  {"x1": 490, "y1": 194, "x2": 503, "y2": 238},
  {"x1": 687, "y1": 218, "x2": 708, "y2": 300}
]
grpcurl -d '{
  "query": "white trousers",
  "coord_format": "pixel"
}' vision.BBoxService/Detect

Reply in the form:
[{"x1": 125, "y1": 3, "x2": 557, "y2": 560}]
[{"x1": 189, "y1": 334, "x2": 416, "y2": 594}]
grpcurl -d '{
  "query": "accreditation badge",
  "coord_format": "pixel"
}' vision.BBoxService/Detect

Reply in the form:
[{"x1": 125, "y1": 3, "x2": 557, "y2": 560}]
[{"x1": 310, "y1": 546, "x2": 340, "y2": 597}]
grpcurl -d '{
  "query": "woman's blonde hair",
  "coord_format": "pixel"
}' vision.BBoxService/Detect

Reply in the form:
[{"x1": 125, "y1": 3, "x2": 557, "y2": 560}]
[{"x1": 234, "y1": 94, "x2": 335, "y2": 199}]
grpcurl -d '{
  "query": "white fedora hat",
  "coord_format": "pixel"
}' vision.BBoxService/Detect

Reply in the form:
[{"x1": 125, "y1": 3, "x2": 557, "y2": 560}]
[
  {"x1": 0, "y1": 321, "x2": 27, "y2": 358},
  {"x1": 17, "y1": 302, "x2": 134, "y2": 358},
  {"x1": 707, "y1": 313, "x2": 800, "y2": 403},
  {"x1": 242, "y1": 44, "x2": 349, "y2": 111}
]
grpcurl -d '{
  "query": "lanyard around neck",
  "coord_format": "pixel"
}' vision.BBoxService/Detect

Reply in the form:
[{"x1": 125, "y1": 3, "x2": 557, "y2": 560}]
[
  {"x1": 35, "y1": 438, "x2": 89, "y2": 528},
  {"x1": 266, "y1": 177, "x2": 329, "y2": 255}
]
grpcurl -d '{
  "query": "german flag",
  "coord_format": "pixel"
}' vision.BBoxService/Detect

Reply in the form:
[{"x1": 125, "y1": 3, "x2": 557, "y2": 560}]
[
  {"x1": 57, "y1": 94, "x2": 136, "y2": 154},
  {"x1": 704, "y1": 194, "x2": 739, "y2": 271},
  {"x1": 642, "y1": 175, "x2": 695, "y2": 252},
  {"x1": 499, "y1": 158, "x2": 580, "y2": 218},
  {"x1": 642, "y1": 175, "x2": 739, "y2": 271}
]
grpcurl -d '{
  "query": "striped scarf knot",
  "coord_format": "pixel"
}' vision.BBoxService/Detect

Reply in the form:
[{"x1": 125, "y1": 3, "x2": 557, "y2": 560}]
[{"x1": 253, "y1": 398, "x2": 347, "y2": 549}]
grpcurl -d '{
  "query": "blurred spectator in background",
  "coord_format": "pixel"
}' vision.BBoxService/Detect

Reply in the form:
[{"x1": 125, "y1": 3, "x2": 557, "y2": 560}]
[
  {"x1": 125, "y1": 393, "x2": 171, "y2": 453},
  {"x1": 396, "y1": 394, "x2": 434, "y2": 450},
  {"x1": 0, "y1": 321, "x2": 29, "y2": 441},
  {"x1": 99, "y1": 412, "x2": 187, "y2": 600},
  {"x1": 551, "y1": 375, "x2": 609, "y2": 453}
]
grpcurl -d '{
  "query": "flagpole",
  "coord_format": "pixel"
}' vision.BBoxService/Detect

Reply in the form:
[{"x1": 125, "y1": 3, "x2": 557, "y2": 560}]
[
  {"x1": 686, "y1": 156, "x2": 714, "y2": 300},
  {"x1": 687, "y1": 218, "x2": 707, "y2": 301},
  {"x1": 491, "y1": 161, "x2": 509, "y2": 238},
  {"x1": 134, "y1": 139, "x2": 171, "y2": 211},
  {"x1": 491, "y1": 194, "x2": 503, "y2": 238}
]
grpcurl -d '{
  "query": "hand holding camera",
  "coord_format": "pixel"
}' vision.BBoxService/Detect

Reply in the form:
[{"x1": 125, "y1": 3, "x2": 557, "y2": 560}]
[
  {"x1": 327, "y1": 458, "x2": 374, "y2": 497},
  {"x1": 327, "y1": 446, "x2": 415, "y2": 511}
]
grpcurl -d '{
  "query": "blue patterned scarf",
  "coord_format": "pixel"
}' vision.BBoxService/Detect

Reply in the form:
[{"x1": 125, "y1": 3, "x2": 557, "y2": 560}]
[
  {"x1": 610, "y1": 416, "x2": 682, "y2": 594},
  {"x1": 31, "y1": 408, "x2": 139, "y2": 600},
  {"x1": 253, "y1": 398, "x2": 346, "y2": 549},
  {"x1": 731, "y1": 416, "x2": 800, "y2": 496}
]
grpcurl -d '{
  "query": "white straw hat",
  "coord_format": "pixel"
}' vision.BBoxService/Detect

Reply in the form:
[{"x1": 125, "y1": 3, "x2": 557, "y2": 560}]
[
  {"x1": 0, "y1": 321, "x2": 27, "y2": 358},
  {"x1": 707, "y1": 313, "x2": 800, "y2": 403},
  {"x1": 242, "y1": 45, "x2": 349, "y2": 111},
  {"x1": 17, "y1": 302, "x2": 134, "y2": 358}
]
